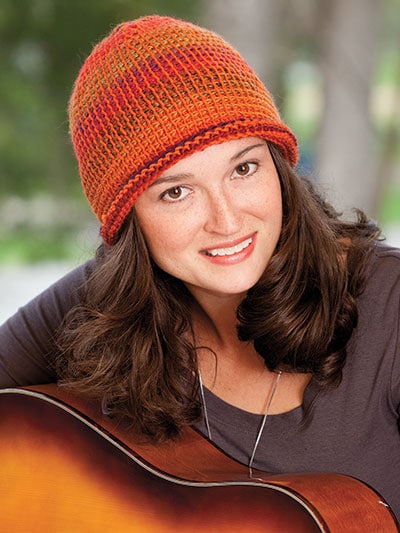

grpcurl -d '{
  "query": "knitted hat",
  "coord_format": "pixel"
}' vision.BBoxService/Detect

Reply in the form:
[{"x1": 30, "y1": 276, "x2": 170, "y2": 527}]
[{"x1": 69, "y1": 15, "x2": 298, "y2": 245}]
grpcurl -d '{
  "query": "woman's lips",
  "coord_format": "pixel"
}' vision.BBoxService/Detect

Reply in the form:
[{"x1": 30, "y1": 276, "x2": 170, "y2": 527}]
[
  {"x1": 200, "y1": 233, "x2": 257, "y2": 263},
  {"x1": 203, "y1": 236, "x2": 253, "y2": 257}
]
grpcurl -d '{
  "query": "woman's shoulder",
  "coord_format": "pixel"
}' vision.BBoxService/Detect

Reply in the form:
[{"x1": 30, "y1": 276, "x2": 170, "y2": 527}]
[
  {"x1": 48, "y1": 257, "x2": 96, "y2": 295},
  {"x1": 2, "y1": 257, "x2": 96, "y2": 329},
  {"x1": 366, "y1": 241, "x2": 400, "y2": 284},
  {"x1": 348, "y1": 242, "x2": 400, "y2": 394},
  {"x1": 358, "y1": 241, "x2": 400, "y2": 318},
  {"x1": 371, "y1": 241, "x2": 400, "y2": 260},
  {"x1": 0, "y1": 258, "x2": 98, "y2": 387}
]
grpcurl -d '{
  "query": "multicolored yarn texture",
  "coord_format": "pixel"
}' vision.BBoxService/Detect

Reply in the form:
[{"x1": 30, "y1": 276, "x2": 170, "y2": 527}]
[{"x1": 69, "y1": 15, "x2": 298, "y2": 245}]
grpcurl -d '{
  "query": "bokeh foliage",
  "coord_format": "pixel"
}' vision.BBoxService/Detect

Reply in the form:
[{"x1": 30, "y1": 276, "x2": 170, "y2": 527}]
[{"x1": 0, "y1": 0, "x2": 200, "y2": 198}]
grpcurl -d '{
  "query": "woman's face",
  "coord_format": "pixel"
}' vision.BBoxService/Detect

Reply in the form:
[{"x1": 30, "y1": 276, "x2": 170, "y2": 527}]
[{"x1": 135, "y1": 137, "x2": 282, "y2": 303}]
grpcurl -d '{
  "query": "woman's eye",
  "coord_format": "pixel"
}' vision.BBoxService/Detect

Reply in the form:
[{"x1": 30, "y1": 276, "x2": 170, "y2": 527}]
[
  {"x1": 161, "y1": 185, "x2": 189, "y2": 202},
  {"x1": 233, "y1": 161, "x2": 257, "y2": 178}
]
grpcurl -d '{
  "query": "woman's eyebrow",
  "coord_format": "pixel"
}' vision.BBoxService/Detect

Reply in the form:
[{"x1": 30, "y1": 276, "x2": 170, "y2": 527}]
[
  {"x1": 150, "y1": 142, "x2": 265, "y2": 187},
  {"x1": 230, "y1": 142, "x2": 265, "y2": 162},
  {"x1": 149, "y1": 173, "x2": 192, "y2": 187}
]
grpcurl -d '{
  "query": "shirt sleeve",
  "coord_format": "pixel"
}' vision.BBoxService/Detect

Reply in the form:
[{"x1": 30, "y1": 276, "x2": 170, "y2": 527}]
[
  {"x1": 375, "y1": 247, "x2": 400, "y2": 415},
  {"x1": 391, "y1": 290, "x2": 400, "y2": 414},
  {"x1": 0, "y1": 260, "x2": 94, "y2": 388}
]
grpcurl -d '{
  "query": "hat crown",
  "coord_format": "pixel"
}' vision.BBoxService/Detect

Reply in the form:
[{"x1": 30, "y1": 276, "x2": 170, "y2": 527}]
[{"x1": 69, "y1": 16, "x2": 297, "y2": 244}]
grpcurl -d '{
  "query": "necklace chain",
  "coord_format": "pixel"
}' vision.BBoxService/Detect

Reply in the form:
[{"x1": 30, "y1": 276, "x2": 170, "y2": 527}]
[{"x1": 199, "y1": 369, "x2": 282, "y2": 477}]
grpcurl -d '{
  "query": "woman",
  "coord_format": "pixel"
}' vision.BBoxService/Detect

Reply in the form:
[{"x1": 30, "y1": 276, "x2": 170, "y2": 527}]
[{"x1": 1, "y1": 15, "x2": 399, "y2": 520}]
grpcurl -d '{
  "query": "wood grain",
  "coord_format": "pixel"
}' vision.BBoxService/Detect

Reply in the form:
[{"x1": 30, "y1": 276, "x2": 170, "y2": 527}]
[{"x1": 0, "y1": 385, "x2": 397, "y2": 532}]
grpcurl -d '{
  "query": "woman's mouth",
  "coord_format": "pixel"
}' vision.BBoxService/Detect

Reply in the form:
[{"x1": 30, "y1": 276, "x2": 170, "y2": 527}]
[{"x1": 203, "y1": 236, "x2": 253, "y2": 257}]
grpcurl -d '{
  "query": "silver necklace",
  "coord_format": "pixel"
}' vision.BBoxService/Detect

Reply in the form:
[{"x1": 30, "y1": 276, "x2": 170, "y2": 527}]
[{"x1": 199, "y1": 369, "x2": 282, "y2": 476}]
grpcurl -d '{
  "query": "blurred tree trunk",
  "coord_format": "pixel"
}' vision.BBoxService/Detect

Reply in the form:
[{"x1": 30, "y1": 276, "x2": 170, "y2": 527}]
[
  {"x1": 200, "y1": 0, "x2": 390, "y2": 220},
  {"x1": 199, "y1": 0, "x2": 284, "y2": 99},
  {"x1": 315, "y1": 0, "x2": 381, "y2": 217}
]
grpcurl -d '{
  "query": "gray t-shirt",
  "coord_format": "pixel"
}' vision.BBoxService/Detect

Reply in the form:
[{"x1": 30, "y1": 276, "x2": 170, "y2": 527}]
[
  {"x1": 196, "y1": 244, "x2": 400, "y2": 519},
  {"x1": 1, "y1": 243, "x2": 399, "y2": 519}
]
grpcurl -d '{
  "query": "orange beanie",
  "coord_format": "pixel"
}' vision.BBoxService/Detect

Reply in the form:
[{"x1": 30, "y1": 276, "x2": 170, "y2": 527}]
[{"x1": 69, "y1": 15, "x2": 298, "y2": 244}]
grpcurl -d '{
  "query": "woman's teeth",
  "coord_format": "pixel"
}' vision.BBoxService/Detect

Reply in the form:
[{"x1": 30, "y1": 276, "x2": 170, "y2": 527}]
[{"x1": 205, "y1": 237, "x2": 252, "y2": 257}]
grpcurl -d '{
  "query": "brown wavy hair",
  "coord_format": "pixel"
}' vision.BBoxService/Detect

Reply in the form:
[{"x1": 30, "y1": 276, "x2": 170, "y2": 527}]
[{"x1": 57, "y1": 143, "x2": 380, "y2": 442}]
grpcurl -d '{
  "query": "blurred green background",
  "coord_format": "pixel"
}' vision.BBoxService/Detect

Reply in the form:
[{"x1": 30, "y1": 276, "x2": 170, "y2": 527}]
[{"x1": 1, "y1": 0, "x2": 399, "y2": 265}]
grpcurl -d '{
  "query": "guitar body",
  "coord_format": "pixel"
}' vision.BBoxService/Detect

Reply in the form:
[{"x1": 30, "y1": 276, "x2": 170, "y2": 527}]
[{"x1": 0, "y1": 385, "x2": 397, "y2": 532}]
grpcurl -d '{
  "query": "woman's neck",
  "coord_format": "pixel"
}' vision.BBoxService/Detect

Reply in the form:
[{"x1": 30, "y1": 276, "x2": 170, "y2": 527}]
[
  {"x1": 189, "y1": 288, "x2": 312, "y2": 416},
  {"x1": 190, "y1": 292, "x2": 242, "y2": 349}
]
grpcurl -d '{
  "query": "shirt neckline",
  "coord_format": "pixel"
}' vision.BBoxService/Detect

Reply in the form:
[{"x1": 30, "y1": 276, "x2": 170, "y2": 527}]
[{"x1": 202, "y1": 375, "x2": 322, "y2": 428}]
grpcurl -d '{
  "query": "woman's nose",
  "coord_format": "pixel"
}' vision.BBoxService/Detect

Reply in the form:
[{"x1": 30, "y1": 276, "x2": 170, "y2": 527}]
[{"x1": 203, "y1": 191, "x2": 242, "y2": 235}]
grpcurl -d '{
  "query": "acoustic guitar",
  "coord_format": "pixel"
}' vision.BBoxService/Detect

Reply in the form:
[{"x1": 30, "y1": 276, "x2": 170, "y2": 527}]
[{"x1": 0, "y1": 384, "x2": 398, "y2": 532}]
